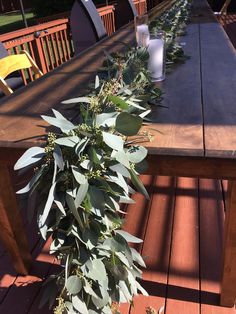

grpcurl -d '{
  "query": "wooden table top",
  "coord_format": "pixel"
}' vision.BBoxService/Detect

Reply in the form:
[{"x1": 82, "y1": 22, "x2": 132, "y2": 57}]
[{"x1": 0, "y1": 0, "x2": 236, "y2": 160}]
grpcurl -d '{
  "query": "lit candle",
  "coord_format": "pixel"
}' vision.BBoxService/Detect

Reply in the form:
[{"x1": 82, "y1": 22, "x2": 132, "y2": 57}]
[
  {"x1": 136, "y1": 24, "x2": 149, "y2": 47},
  {"x1": 148, "y1": 38, "x2": 165, "y2": 81}
]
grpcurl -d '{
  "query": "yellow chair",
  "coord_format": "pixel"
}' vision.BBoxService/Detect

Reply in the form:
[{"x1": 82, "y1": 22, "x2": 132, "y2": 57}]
[{"x1": 0, "y1": 50, "x2": 43, "y2": 96}]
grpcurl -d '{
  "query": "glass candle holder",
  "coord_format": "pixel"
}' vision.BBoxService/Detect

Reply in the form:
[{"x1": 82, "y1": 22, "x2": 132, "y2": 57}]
[
  {"x1": 147, "y1": 31, "x2": 166, "y2": 82},
  {"x1": 134, "y1": 14, "x2": 149, "y2": 47}
]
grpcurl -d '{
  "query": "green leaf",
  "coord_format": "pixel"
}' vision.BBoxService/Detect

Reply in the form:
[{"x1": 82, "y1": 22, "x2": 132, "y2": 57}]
[
  {"x1": 83, "y1": 279, "x2": 98, "y2": 298},
  {"x1": 126, "y1": 146, "x2": 147, "y2": 163},
  {"x1": 139, "y1": 109, "x2": 151, "y2": 118},
  {"x1": 41, "y1": 110, "x2": 75, "y2": 133},
  {"x1": 102, "y1": 132, "x2": 124, "y2": 151},
  {"x1": 130, "y1": 248, "x2": 146, "y2": 268},
  {"x1": 108, "y1": 95, "x2": 129, "y2": 110},
  {"x1": 109, "y1": 163, "x2": 130, "y2": 178},
  {"x1": 71, "y1": 166, "x2": 87, "y2": 184},
  {"x1": 116, "y1": 230, "x2": 143, "y2": 243},
  {"x1": 72, "y1": 295, "x2": 88, "y2": 314},
  {"x1": 39, "y1": 181, "x2": 57, "y2": 231},
  {"x1": 75, "y1": 181, "x2": 89, "y2": 208},
  {"x1": 62, "y1": 97, "x2": 91, "y2": 104},
  {"x1": 113, "y1": 150, "x2": 130, "y2": 169},
  {"x1": 136, "y1": 281, "x2": 148, "y2": 296},
  {"x1": 75, "y1": 138, "x2": 89, "y2": 157},
  {"x1": 115, "y1": 112, "x2": 143, "y2": 136},
  {"x1": 88, "y1": 186, "x2": 105, "y2": 210},
  {"x1": 111, "y1": 264, "x2": 128, "y2": 281},
  {"x1": 129, "y1": 169, "x2": 149, "y2": 199},
  {"x1": 95, "y1": 75, "x2": 100, "y2": 89},
  {"x1": 14, "y1": 147, "x2": 45, "y2": 170},
  {"x1": 88, "y1": 147, "x2": 101, "y2": 164},
  {"x1": 66, "y1": 275, "x2": 82, "y2": 295},
  {"x1": 54, "y1": 136, "x2": 80, "y2": 147},
  {"x1": 66, "y1": 191, "x2": 83, "y2": 228},
  {"x1": 96, "y1": 112, "x2": 117, "y2": 127},
  {"x1": 115, "y1": 252, "x2": 130, "y2": 267},
  {"x1": 83, "y1": 259, "x2": 107, "y2": 283},
  {"x1": 53, "y1": 145, "x2": 64, "y2": 170},
  {"x1": 119, "y1": 281, "x2": 132, "y2": 302},
  {"x1": 16, "y1": 167, "x2": 43, "y2": 194}
]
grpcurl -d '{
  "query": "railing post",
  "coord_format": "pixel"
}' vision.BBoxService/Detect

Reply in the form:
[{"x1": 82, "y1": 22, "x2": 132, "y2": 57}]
[{"x1": 32, "y1": 35, "x2": 47, "y2": 74}]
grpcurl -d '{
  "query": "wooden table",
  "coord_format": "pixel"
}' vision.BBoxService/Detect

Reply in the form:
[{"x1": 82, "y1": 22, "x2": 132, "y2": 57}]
[{"x1": 0, "y1": 0, "x2": 236, "y2": 307}]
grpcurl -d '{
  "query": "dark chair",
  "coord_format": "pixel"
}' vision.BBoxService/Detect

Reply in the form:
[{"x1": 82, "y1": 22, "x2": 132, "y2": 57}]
[
  {"x1": 0, "y1": 42, "x2": 23, "y2": 98},
  {"x1": 70, "y1": 0, "x2": 107, "y2": 55},
  {"x1": 115, "y1": 0, "x2": 138, "y2": 29}
]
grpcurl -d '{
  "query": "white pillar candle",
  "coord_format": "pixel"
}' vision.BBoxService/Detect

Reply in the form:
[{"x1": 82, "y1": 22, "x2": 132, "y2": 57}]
[
  {"x1": 148, "y1": 38, "x2": 165, "y2": 81},
  {"x1": 136, "y1": 24, "x2": 149, "y2": 47}
]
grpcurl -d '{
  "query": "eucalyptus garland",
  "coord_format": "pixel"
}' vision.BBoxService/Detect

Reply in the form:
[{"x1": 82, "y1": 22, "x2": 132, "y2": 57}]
[{"x1": 14, "y1": 1, "x2": 192, "y2": 313}]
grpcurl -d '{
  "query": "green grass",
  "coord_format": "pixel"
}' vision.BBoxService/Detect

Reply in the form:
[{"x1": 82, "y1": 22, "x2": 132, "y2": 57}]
[{"x1": 0, "y1": 11, "x2": 36, "y2": 34}]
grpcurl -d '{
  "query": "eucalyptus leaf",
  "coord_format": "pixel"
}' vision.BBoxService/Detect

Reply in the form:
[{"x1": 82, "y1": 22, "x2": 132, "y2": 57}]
[
  {"x1": 88, "y1": 186, "x2": 105, "y2": 210},
  {"x1": 115, "y1": 112, "x2": 143, "y2": 136},
  {"x1": 72, "y1": 295, "x2": 89, "y2": 314},
  {"x1": 14, "y1": 147, "x2": 45, "y2": 170},
  {"x1": 53, "y1": 145, "x2": 64, "y2": 170},
  {"x1": 71, "y1": 166, "x2": 87, "y2": 184},
  {"x1": 126, "y1": 146, "x2": 147, "y2": 164},
  {"x1": 108, "y1": 95, "x2": 129, "y2": 110},
  {"x1": 113, "y1": 150, "x2": 130, "y2": 169},
  {"x1": 55, "y1": 136, "x2": 80, "y2": 147},
  {"x1": 75, "y1": 180, "x2": 89, "y2": 209},
  {"x1": 41, "y1": 111, "x2": 75, "y2": 133},
  {"x1": 102, "y1": 132, "x2": 124, "y2": 151},
  {"x1": 95, "y1": 75, "x2": 100, "y2": 89},
  {"x1": 66, "y1": 275, "x2": 82, "y2": 295},
  {"x1": 83, "y1": 259, "x2": 107, "y2": 283},
  {"x1": 96, "y1": 112, "x2": 117, "y2": 127},
  {"x1": 116, "y1": 230, "x2": 143, "y2": 243},
  {"x1": 66, "y1": 191, "x2": 84, "y2": 228},
  {"x1": 129, "y1": 168, "x2": 149, "y2": 199},
  {"x1": 62, "y1": 97, "x2": 91, "y2": 104},
  {"x1": 16, "y1": 167, "x2": 43, "y2": 194},
  {"x1": 39, "y1": 181, "x2": 57, "y2": 231},
  {"x1": 109, "y1": 163, "x2": 131, "y2": 178},
  {"x1": 130, "y1": 248, "x2": 146, "y2": 268}
]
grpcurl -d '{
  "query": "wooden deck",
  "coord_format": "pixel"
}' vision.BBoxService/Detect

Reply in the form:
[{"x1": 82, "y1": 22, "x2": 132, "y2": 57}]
[
  {"x1": 220, "y1": 13, "x2": 236, "y2": 48},
  {"x1": 0, "y1": 175, "x2": 236, "y2": 313}
]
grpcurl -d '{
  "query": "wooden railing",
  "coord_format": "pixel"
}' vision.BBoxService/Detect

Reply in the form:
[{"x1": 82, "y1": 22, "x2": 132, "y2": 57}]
[
  {"x1": 0, "y1": 5, "x2": 116, "y2": 85},
  {"x1": 0, "y1": 19, "x2": 73, "y2": 83},
  {"x1": 97, "y1": 5, "x2": 116, "y2": 36},
  {"x1": 134, "y1": 0, "x2": 148, "y2": 15},
  {"x1": 36, "y1": 6, "x2": 116, "y2": 37},
  {"x1": 0, "y1": 2, "x2": 149, "y2": 86}
]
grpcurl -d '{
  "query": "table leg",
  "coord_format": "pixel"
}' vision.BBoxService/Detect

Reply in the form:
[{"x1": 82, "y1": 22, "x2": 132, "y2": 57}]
[
  {"x1": 0, "y1": 164, "x2": 32, "y2": 275},
  {"x1": 221, "y1": 180, "x2": 236, "y2": 307}
]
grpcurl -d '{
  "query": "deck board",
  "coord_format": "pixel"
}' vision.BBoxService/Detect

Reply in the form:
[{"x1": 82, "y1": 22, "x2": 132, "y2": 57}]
[
  {"x1": 1, "y1": 176, "x2": 236, "y2": 313},
  {"x1": 165, "y1": 177, "x2": 200, "y2": 314},
  {"x1": 199, "y1": 179, "x2": 235, "y2": 314},
  {"x1": 130, "y1": 176, "x2": 176, "y2": 314}
]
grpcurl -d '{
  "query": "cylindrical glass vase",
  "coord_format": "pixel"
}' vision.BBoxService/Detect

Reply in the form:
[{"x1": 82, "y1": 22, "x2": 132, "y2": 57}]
[
  {"x1": 134, "y1": 14, "x2": 150, "y2": 47},
  {"x1": 147, "y1": 31, "x2": 166, "y2": 82}
]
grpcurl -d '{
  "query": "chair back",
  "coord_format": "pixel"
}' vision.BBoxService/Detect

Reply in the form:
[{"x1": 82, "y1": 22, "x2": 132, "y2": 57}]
[
  {"x1": 0, "y1": 54, "x2": 33, "y2": 79},
  {"x1": 0, "y1": 50, "x2": 43, "y2": 96}
]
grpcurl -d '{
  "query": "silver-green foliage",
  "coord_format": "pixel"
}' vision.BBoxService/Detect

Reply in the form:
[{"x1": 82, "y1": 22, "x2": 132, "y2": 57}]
[
  {"x1": 15, "y1": 73, "x2": 150, "y2": 314},
  {"x1": 14, "y1": 2, "x2": 192, "y2": 313},
  {"x1": 149, "y1": 0, "x2": 193, "y2": 64}
]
